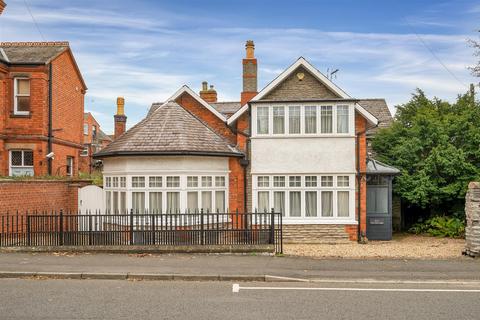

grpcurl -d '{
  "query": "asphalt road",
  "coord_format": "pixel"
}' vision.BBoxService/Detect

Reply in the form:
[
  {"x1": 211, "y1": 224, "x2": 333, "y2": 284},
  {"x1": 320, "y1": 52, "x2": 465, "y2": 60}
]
[{"x1": 1, "y1": 279, "x2": 480, "y2": 320}]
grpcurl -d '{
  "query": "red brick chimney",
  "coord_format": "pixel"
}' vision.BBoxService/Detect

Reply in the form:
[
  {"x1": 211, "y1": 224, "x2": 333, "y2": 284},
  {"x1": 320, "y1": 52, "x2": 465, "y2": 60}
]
[
  {"x1": 0, "y1": 1, "x2": 6, "y2": 15},
  {"x1": 241, "y1": 40, "x2": 258, "y2": 106},
  {"x1": 114, "y1": 97, "x2": 127, "y2": 139},
  {"x1": 199, "y1": 81, "x2": 217, "y2": 103}
]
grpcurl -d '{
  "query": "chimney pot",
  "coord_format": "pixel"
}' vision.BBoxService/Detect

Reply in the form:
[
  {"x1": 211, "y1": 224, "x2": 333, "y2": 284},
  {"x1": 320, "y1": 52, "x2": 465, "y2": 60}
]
[
  {"x1": 114, "y1": 97, "x2": 127, "y2": 139},
  {"x1": 202, "y1": 81, "x2": 208, "y2": 91},
  {"x1": 245, "y1": 40, "x2": 255, "y2": 59},
  {"x1": 116, "y1": 97, "x2": 125, "y2": 115},
  {"x1": 199, "y1": 82, "x2": 217, "y2": 103}
]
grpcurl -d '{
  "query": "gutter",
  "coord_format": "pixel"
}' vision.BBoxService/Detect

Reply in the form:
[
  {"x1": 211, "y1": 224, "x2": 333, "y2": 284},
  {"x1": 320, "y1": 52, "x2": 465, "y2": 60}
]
[
  {"x1": 93, "y1": 150, "x2": 245, "y2": 159},
  {"x1": 47, "y1": 63, "x2": 53, "y2": 175}
]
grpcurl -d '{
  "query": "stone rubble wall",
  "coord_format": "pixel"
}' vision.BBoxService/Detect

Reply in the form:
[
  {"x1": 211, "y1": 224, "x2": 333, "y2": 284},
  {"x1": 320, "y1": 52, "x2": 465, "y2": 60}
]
[{"x1": 464, "y1": 182, "x2": 480, "y2": 257}]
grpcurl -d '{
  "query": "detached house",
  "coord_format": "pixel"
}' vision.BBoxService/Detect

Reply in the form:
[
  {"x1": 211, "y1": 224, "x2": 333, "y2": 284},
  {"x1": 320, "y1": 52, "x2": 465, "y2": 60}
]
[
  {"x1": 95, "y1": 41, "x2": 397, "y2": 242},
  {"x1": 0, "y1": 42, "x2": 87, "y2": 177}
]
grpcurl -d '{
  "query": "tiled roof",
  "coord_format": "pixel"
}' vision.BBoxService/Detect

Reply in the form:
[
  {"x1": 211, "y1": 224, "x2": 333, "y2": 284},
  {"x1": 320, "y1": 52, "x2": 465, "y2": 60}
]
[
  {"x1": 210, "y1": 101, "x2": 242, "y2": 118},
  {"x1": 96, "y1": 129, "x2": 112, "y2": 142},
  {"x1": 358, "y1": 99, "x2": 393, "y2": 135},
  {"x1": 0, "y1": 42, "x2": 69, "y2": 64},
  {"x1": 95, "y1": 101, "x2": 243, "y2": 158}
]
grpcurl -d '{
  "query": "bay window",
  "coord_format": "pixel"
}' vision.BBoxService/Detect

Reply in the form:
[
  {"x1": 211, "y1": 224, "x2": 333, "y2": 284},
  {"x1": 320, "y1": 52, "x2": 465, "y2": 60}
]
[{"x1": 254, "y1": 174, "x2": 354, "y2": 221}]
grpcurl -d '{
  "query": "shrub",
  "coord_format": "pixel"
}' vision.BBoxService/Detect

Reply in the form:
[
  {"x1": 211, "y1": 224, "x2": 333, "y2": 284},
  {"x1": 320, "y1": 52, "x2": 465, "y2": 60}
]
[{"x1": 409, "y1": 215, "x2": 465, "y2": 238}]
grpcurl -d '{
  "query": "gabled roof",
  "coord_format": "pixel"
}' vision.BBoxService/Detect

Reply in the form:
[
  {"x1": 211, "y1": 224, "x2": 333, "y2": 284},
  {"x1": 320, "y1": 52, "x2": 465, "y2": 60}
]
[
  {"x1": 227, "y1": 57, "x2": 378, "y2": 126},
  {"x1": 94, "y1": 101, "x2": 243, "y2": 158}
]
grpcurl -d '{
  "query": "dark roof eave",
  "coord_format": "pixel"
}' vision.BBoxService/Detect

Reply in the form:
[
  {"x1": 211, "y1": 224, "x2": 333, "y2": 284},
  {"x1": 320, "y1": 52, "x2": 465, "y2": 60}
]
[{"x1": 93, "y1": 150, "x2": 245, "y2": 159}]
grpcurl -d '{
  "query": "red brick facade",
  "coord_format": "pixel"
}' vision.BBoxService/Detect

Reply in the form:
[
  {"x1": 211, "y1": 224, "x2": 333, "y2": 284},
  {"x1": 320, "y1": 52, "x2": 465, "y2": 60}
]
[{"x1": 0, "y1": 45, "x2": 86, "y2": 177}]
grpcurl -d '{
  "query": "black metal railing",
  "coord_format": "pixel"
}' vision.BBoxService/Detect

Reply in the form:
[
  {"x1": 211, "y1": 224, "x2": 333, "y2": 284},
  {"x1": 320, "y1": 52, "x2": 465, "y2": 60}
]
[{"x1": 0, "y1": 210, "x2": 283, "y2": 253}]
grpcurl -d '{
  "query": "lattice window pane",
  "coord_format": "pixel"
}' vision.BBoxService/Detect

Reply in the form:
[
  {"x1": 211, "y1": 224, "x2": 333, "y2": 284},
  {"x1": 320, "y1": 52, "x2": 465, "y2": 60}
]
[
  {"x1": 23, "y1": 151, "x2": 33, "y2": 166},
  {"x1": 11, "y1": 151, "x2": 23, "y2": 166}
]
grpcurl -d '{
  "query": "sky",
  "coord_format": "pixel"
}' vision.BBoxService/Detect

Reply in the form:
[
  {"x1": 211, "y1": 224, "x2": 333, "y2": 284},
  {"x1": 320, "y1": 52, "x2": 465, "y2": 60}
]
[{"x1": 1, "y1": 0, "x2": 479, "y2": 134}]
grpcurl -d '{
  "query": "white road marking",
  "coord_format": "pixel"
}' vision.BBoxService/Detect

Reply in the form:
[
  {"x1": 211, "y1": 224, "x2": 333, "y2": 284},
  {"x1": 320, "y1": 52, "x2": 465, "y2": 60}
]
[{"x1": 232, "y1": 284, "x2": 480, "y2": 294}]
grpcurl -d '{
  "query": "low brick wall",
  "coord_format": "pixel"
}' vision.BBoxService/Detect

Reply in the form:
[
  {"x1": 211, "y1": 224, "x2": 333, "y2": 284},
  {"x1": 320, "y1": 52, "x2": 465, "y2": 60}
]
[
  {"x1": 465, "y1": 182, "x2": 480, "y2": 257},
  {"x1": 0, "y1": 179, "x2": 91, "y2": 214},
  {"x1": 283, "y1": 224, "x2": 356, "y2": 244}
]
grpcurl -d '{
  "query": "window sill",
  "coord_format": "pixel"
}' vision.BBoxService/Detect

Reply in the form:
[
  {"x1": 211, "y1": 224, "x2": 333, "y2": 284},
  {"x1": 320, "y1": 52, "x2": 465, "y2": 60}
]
[
  {"x1": 281, "y1": 218, "x2": 357, "y2": 225},
  {"x1": 10, "y1": 113, "x2": 31, "y2": 118}
]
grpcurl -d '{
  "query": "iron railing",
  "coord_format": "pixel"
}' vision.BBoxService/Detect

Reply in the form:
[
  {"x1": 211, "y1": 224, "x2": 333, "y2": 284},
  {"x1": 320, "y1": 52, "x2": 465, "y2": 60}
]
[{"x1": 0, "y1": 210, "x2": 283, "y2": 253}]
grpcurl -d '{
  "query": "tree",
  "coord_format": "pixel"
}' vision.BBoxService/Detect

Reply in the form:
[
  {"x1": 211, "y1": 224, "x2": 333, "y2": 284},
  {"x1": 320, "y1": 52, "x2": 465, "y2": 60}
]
[
  {"x1": 469, "y1": 30, "x2": 480, "y2": 76},
  {"x1": 372, "y1": 90, "x2": 480, "y2": 216}
]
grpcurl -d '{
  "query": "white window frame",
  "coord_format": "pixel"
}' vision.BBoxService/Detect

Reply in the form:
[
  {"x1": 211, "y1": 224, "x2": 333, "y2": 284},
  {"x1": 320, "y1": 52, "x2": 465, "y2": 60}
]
[
  {"x1": 83, "y1": 124, "x2": 89, "y2": 135},
  {"x1": 252, "y1": 103, "x2": 354, "y2": 138},
  {"x1": 13, "y1": 77, "x2": 30, "y2": 116},
  {"x1": 66, "y1": 156, "x2": 74, "y2": 176},
  {"x1": 252, "y1": 174, "x2": 356, "y2": 224},
  {"x1": 9, "y1": 150, "x2": 34, "y2": 176}
]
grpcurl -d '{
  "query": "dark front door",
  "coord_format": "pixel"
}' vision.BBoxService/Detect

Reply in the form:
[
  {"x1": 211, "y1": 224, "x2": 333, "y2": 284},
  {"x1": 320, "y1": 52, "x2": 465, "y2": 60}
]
[{"x1": 366, "y1": 175, "x2": 392, "y2": 240}]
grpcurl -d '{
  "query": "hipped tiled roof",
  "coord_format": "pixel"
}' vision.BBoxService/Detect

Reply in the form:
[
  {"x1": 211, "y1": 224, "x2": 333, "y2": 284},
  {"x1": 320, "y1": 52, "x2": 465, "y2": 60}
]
[
  {"x1": 0, "y1": 42, "x2": 69, "y2": 64},
  {"x1": 95, "y1": 101, "x2": 243, "y2": 158}
]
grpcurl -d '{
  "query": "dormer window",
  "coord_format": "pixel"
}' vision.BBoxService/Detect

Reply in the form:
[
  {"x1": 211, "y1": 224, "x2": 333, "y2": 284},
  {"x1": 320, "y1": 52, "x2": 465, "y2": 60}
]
[{"x1": 14, "y1": 78, "x2": 30, "y2": 115}]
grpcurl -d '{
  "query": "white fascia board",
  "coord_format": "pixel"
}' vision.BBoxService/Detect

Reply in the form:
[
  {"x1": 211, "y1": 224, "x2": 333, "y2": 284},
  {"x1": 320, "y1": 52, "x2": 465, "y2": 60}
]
[
  {"x1": 227, "y1": 104, "x2": 249, "y2": 125},
  {"x1": 167, "y1": 85, "x2": 227, "y2": 122},
  {"x1": 355, "y1": 103, "x2": 378, "y2": 125}
]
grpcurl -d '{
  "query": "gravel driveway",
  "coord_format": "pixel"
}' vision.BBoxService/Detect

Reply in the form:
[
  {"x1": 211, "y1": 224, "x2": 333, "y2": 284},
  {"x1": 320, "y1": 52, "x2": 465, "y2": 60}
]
[{"x1": 284, "y1": 234, "x2": 466, "y2": 259}]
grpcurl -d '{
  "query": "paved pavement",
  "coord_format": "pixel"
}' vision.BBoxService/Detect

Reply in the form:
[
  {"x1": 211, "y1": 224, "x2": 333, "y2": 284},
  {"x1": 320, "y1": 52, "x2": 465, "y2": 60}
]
[
  {"x1": 1, "y1": 279, "x2": 480, "y2": 319},
  {"x1": 0, "y1": 252, "x2": 478, "y2": 281}
]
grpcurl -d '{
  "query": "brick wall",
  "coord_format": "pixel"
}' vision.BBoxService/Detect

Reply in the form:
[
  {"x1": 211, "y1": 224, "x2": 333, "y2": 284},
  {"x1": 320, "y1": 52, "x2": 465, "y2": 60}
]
[
  {"x1": 355, "y1": 112, "x2": 368, "y2": 240},
  {"x1": 0, "y1": 179, "x2": 91, "y2": 214}
]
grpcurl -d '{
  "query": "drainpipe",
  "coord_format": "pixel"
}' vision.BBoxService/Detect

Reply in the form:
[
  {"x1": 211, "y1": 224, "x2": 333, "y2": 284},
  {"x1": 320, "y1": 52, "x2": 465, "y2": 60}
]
[
  {"x1": 356, "y1": 121, "x2": 379, "y2": 243},
  {"x1": 47, "y1": 63, "x2": 53, "y2": 175}
]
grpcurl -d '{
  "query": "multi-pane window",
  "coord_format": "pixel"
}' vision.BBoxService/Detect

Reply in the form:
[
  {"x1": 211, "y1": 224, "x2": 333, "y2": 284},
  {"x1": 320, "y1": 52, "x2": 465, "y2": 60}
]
[
  {"x1": 80, "y1": 146, "x2": 88, "y2": 157},
  {"x1": 66, "y1": 157, "x2": 74, "y2": 176},
  {"x1": 257, "y1": 176, "x2": 269, "y2": 187},
  {"x1": 273, "y1": 176, "x2": 285, "y2": 187},
  {"x1": 272, "y1": 106, "x2": 285, "y2": 134},
  {"x1": 9, "y1": 150, "x2": 34, "y2": 176},
  {"x1": 14, "y1": 78, "x2": 30, "y2": 115},
  {"x1": 187, "y1": 176, "x2": 198, "y2": 188},
  {"x1": 149, "y1": 176, "x2": 162, "y2": 188},
  {"x1": 201, "y1": 176, "x2": 212, "y2": 187},
  {"x1": 320, "y1": 106, "x2": 333, "y2": 133},
  {"x1": 305, "y1": 176, "x2": 317, "y2": 187},
  {"x1": 132, "y1": 176, "x2": 145, "y2": 188},
  {"x1": 337, "y1": 176, "x2": 349, "y2": 187},
  {"x1": 215, "y1": 176, "x2": 226, "y2": 187},
  {"x1": 255, "y1": 175, "x2": 353, "y2": 219},
  {"x1": 166, "y1": 176, "x2": 180, "y2": 188},
  {"x1": 321, "y1": 176, "x2": 334, "y2": 187},
  {"x1": 105, "y1": 177, "x2": 111, "y2": 188},
  {"x1": 120, "y1": 177, "x2": 126, "y2": 188},
  {"x1": 304, "y1": 106, "x2": 317, "y2": 134},
  {"x1": 257, "y1": 107, "x2": 269, "y2": 134},
  {"x1": 337, "y1": 105, "x2": 349, "y2": 133},
  {"x1": 289, "y1": 106, "x2": 301, "y2": 134},
  {"x1": 83, "y1": 124, "x2": 89, "y2": 135},
  {"x1": 112, "y1": 177, "x2": 119, "y2": 188},
  {"x1": 289, "y1": 176, "x2": 301, "y2": 187}
]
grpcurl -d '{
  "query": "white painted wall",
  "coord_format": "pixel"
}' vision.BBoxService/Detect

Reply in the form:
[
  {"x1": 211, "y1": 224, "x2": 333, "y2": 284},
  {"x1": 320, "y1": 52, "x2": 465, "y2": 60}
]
[
  {"x1": 102, "y1": 156, "x2": 229, "y2": 175},
  {"x1": 251, "y1": 137, "x2": 356, "y2": 174}
]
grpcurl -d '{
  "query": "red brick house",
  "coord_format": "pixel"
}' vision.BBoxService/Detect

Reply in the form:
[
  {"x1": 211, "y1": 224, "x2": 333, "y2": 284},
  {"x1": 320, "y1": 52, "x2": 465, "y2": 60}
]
[
  {"x1": 96, "y1": 41, "x2": 396, "y2": 242},
  {"x1": 80, "y1": 112, "x2": 112, "y2": 173},
  {"x1": 0, "y1": 42, "x2": 87, "y2": 177}
]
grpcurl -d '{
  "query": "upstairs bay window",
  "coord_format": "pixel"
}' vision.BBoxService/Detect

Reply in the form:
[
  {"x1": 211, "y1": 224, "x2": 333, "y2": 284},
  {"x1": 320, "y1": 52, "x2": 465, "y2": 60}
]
[
  {"x1": 254, "y1": 104, "x2": 352, "y2": 136},
  {"x1": 14, "y1": 78, "x2": 30, "y2": 115}
]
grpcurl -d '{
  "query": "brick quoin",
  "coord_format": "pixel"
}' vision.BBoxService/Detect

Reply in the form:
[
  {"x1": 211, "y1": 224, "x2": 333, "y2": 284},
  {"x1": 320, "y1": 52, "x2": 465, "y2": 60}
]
[{"x1": 354, "y1": 111, "x2": 368, "y2": 240}]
